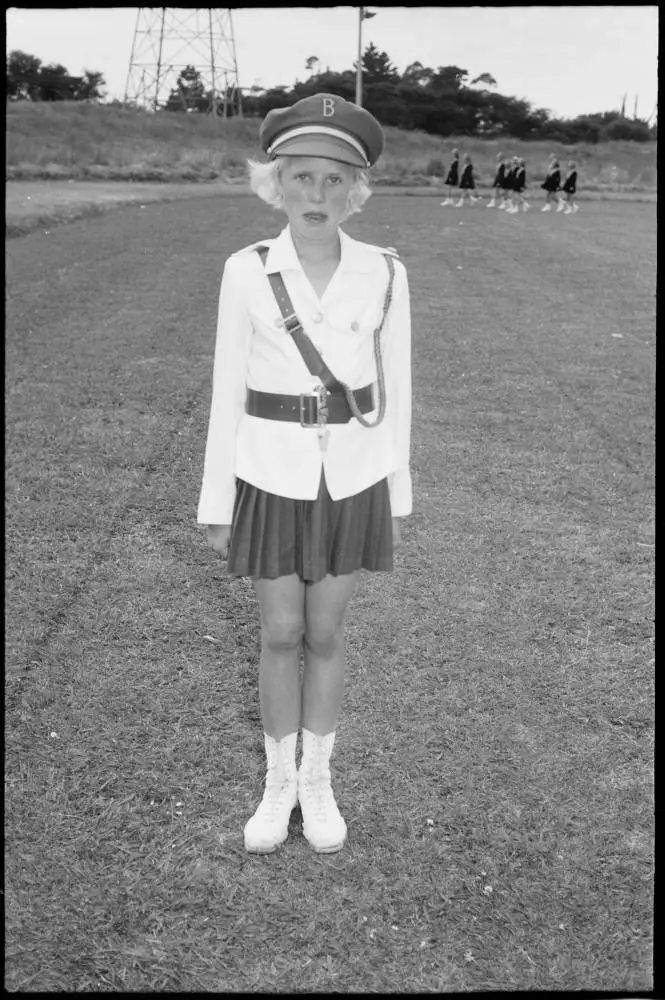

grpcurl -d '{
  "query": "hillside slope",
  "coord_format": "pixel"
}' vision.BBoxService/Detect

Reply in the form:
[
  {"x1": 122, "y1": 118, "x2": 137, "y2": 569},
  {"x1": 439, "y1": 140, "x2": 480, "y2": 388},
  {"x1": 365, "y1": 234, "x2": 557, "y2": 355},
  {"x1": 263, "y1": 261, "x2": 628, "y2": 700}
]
[{"x1": 6, "y1": 101, "x2": 657, "y2": 190}]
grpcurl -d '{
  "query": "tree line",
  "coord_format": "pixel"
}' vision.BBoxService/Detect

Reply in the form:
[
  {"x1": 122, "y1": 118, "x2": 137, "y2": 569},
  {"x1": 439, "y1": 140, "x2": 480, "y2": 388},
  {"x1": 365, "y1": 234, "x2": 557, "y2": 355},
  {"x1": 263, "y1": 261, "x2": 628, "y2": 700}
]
[
  {"x1": 244, "y1": 44, "x2": 656, "y2": 144},
  {"x1": 7, "y1": 50, "x2": 105, "y2": 102},
  {"x1": 7, "y1": 44, "x2": 656, "y2": 144}
]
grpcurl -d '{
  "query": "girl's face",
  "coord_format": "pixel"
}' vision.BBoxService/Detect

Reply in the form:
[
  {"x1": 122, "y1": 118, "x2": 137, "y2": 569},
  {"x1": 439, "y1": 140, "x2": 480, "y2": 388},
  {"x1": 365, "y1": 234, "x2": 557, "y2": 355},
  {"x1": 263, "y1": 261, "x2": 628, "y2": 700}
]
[{"x1": 278, "y1": 156, "x2": 355, "y2": 240}]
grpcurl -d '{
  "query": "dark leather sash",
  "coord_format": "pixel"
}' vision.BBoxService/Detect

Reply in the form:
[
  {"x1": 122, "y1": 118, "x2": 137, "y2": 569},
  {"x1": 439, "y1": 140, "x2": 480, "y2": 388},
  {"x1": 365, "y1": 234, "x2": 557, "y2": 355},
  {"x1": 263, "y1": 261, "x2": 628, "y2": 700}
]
[{"x1": 255, "y1": 244, "x2": 395, "y2": 429}]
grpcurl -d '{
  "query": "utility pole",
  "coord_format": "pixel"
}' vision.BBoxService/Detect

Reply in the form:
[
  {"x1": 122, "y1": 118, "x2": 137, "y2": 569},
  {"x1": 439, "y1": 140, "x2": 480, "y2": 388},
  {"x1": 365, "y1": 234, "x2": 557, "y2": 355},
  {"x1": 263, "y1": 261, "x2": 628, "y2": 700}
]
[{"x1": 355, "y1": 7, "x2": 376, "y2": 107}]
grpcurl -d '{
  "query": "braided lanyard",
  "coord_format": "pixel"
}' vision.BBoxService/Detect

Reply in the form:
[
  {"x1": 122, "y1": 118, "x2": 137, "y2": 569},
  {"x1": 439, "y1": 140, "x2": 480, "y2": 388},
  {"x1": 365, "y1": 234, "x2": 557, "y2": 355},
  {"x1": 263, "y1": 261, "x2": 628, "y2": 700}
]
[{"x1": 257, "y1": 246, "x2": 395, "y2": 429}]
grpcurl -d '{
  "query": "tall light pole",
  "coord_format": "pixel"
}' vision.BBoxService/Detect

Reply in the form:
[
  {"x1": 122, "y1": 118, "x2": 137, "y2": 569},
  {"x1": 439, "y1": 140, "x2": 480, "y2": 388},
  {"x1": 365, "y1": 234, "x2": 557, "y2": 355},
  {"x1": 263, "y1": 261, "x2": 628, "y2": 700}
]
[{"x1": 355, "y1": 7, "x2": 376, "y2": 107}]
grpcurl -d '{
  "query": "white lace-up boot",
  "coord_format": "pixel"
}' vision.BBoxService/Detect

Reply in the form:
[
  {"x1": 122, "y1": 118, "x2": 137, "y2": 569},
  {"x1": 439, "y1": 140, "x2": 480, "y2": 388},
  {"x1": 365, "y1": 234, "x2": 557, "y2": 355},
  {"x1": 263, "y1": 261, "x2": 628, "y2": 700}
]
[
  {"x1": 244, "y1": 732, "x2": 298, "y2": 853},
  {"x1": 298, "y1": 729, "x2": 347, "y2": 853}
]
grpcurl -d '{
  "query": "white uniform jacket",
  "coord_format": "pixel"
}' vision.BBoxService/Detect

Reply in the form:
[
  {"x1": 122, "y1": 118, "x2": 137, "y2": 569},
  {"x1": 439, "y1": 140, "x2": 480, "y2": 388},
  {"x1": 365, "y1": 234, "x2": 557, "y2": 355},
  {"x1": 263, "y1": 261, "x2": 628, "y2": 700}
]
[{"x1": 197, "y1": 224, "x2": 412, "y2": 525}]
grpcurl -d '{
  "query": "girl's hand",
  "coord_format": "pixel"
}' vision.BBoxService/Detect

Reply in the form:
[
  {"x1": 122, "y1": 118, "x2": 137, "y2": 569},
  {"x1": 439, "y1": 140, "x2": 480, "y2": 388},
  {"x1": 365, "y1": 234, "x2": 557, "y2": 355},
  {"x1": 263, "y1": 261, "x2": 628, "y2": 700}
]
[
  {"x1": 392, "y1": 518, "x2": 403, "y2": 550},
  {"x1": 206, "y1": 524, "x2": 231, "y2": 557}
]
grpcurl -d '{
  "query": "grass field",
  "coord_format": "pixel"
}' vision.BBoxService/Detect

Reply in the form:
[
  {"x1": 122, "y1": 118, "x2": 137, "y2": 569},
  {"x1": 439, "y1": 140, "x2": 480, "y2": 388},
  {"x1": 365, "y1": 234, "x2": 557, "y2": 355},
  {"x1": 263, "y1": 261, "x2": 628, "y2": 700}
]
[
  {"x1": 6, "y1": 100, "x2": 658, "y2": 190},
  {"x1": 4, "y1": 191, "x2": 655, "y2": 991}
]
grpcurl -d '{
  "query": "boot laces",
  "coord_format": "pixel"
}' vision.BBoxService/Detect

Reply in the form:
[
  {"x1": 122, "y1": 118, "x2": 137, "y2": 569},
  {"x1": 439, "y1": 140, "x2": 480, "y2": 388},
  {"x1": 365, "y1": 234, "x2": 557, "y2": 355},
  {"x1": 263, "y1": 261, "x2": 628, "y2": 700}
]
[
  {"x1": 257, "y1": 772, "x2": 294, "y2": 821},
  {"x1": 301, "y1": 771, "x2": 337, "y2": 822}
]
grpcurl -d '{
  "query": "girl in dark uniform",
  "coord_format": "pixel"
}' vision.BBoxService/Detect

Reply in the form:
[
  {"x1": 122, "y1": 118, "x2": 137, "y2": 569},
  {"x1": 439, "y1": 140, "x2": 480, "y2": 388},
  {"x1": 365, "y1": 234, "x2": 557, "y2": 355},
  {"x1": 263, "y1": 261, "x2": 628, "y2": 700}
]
[
  {"x1": 456, "y1": 152, "x2": 480, "y2": 206},
  {"x1": 503, "y1": 156, "x2": 518, "y2": 212},
  {"x1": 511, "y1": 157, "x2": 529, "y2": 213},
  {"x1": 440, "y1": 148, "x2": 460, "y2": 205},
  {"x1": 562, "y1": 160, "x2": 579, "y2": 213},
  {"x1": 541, "y1": 156, "x2": 562, "y2": 212},
  {"x1": 487, "y1": 152, "x2": 507, "y2": 208}
]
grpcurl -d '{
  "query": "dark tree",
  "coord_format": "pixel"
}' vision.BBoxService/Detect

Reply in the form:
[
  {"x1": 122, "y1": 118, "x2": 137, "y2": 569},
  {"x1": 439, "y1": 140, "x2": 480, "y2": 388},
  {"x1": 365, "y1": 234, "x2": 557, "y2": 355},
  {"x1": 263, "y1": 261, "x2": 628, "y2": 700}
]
[
  {"x1": 7, "y1": 50, "x2": 105, "y2": 102},
  {"x1": 401, "y1": 61, "x2": 434, "y2": 88},
  {"x1": 429, "y1": 65, "x2": 469, "y2": 93},
  {"x1": 77, "y1": 69, "x2": 106, "y2": 101},
  {"x1": 165, "y1": 65, "x2": 205, "y2": 111},
  {"x1": 361, "y1": 43, "x2": 400, "y2": 85}
]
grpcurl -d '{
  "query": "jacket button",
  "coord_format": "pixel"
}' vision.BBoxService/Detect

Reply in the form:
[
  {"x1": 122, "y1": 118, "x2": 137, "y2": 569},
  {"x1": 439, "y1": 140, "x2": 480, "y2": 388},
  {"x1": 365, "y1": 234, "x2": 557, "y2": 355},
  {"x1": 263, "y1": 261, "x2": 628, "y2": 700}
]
[
  {"x1": 350, "y1": 321, "x2": 359, "y2": 332},
  {"x1": 312, "y1": 311, "x2": 324, "y2": 323},
  {"x1": 275, "y1": 316, "x2": 284, "y2": 328}
]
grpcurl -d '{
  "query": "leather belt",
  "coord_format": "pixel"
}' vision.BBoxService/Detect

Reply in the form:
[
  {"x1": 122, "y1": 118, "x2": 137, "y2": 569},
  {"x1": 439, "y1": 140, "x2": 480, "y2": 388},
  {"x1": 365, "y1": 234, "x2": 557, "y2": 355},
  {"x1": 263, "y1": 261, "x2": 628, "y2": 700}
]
[{"x1": 246, "y1": 384, "x2": 375, "y2": 426}]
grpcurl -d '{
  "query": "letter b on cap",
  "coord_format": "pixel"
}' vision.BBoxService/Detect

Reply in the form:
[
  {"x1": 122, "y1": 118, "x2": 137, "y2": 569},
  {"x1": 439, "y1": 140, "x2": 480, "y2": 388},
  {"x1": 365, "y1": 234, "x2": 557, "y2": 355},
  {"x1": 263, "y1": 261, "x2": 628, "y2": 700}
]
[{"x1": 322, "y1": 97, "x2": 335, "y2": 117}]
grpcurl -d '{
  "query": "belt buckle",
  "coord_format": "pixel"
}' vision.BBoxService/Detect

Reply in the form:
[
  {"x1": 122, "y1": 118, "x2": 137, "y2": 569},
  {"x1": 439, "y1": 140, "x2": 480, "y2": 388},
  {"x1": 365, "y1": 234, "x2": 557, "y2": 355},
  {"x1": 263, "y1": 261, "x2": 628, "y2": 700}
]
[
  {"x1": 298, "y1": 386, "x2": 329, "y2": 430},
  {"x1": 299, "y1": 391, "x2": 318, "y2": 427}
]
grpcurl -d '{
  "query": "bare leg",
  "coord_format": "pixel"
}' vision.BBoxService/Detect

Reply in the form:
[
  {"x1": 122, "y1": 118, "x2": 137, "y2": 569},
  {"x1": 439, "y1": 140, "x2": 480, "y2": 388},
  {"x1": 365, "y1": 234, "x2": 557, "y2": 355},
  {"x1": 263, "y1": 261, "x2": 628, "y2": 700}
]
[
  {"x1": 253, "y1": 574, "x2": 305, "y2": 740},
  {"x1": 301, "y1": 571, "x2": 359, "y2": 735}
]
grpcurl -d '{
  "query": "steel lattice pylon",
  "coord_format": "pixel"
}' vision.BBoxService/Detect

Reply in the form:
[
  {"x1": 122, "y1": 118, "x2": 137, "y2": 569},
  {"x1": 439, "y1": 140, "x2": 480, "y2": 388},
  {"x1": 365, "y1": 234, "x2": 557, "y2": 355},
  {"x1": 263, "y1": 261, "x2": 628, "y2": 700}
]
[{"x1": 124, "y1": 8, "x2": 241, "y2": 115}]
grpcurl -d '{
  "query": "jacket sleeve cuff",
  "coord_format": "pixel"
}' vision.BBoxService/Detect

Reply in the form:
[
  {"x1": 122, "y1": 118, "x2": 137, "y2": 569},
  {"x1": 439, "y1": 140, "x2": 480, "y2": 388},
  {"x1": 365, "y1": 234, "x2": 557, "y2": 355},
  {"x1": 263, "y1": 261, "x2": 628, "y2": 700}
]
[
  {"x1": 197, "y1": 482, "x2": 236, "y2": 526},
  {"x1": 388, "y1": 469, "x2": 412, "y2": 517}
]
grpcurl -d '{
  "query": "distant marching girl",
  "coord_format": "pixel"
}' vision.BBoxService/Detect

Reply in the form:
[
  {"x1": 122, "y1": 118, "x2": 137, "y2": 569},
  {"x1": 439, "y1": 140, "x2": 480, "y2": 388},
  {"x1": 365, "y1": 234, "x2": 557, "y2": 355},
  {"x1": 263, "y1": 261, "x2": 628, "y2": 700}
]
[
  {"x1": 541, "y1": 156, "x2": 562, "y2": 212},
  {"x1": 456, "y1": 153, "x2": 480, "y2": 206},
  {"x1": 440, "y1": 149, "x2": 460, "y2": 206},
  {"x1": 562, "y1": 160, "x2": 579, "y2": 213},
  {"x1": 487, "y1": 153, "x2": 507, "y2": 208},
  {"x1": 503, "y1": 156, "x2": 518, "y2": 212},
  {"x1": 511, "y1": 157, "x2": 529, "y2": 212}
]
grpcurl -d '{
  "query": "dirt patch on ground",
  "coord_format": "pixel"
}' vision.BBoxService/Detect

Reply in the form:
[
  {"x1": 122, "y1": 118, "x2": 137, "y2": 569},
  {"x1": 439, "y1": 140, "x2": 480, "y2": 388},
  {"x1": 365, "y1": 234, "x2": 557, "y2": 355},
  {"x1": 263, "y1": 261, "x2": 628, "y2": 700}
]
[{"x1": 5, "y1": 179, "x2": 249, "y2": 237}]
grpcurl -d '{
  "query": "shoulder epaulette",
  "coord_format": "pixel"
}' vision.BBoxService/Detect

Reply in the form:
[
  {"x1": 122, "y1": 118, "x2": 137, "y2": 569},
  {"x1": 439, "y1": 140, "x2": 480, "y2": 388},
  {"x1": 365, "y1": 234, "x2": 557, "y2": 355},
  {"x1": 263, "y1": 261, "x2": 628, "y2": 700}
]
[
  {"x1": 365, "y1": 243, "x2": 400, "y2": 258},
  {"x1": 230, "y1": 238, "x2": 274, "y2": 257}
]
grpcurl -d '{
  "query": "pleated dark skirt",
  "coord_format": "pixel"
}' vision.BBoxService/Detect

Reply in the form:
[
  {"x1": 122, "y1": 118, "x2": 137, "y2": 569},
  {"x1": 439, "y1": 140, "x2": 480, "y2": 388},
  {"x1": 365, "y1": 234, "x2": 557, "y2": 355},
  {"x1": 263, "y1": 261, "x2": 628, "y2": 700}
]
[{"x1": 227, "y1": 474, "x2": 393, "y2": 582}]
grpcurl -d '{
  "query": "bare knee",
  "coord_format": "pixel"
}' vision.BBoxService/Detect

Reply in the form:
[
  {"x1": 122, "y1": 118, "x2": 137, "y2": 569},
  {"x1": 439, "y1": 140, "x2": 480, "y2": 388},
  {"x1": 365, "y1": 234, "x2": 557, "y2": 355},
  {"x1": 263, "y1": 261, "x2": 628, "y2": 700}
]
[
  {"x1": 304, "y1": 620, "x2": 344, "y2": 659},
  {"x1": 261, "y1": 615, "x2": 305, "y2": 654}
]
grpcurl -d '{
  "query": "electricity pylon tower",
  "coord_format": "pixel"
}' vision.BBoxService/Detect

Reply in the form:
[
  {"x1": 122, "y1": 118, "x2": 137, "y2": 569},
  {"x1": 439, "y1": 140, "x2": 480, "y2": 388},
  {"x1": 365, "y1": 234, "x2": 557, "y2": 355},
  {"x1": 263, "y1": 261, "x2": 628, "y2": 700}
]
[{"x1": 124, "y1": 8, "x2": 242, "y2": 116}]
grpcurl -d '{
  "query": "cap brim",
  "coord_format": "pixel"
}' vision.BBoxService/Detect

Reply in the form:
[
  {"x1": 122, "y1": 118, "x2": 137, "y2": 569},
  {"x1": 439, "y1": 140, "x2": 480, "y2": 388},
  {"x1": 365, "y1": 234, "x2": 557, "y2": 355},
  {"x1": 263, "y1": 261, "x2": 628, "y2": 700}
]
[{"x1": 269, "y1": 134, "x2": 367, "y2": 168}]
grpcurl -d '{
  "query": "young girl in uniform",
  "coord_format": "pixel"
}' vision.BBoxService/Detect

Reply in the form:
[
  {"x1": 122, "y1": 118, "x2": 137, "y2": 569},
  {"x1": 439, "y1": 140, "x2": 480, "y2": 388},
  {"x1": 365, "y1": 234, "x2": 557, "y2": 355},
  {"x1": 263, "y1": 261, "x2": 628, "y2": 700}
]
[
  {"x1": 562, "y1": 160, "x2": 579, "y2": 213},
  {"x1": 456, "y1": 152, "x2": 480, "y2": 206},
  {"x1": 487, "y1": 152, "x2": 507, "y2": 209},
  {"x1": 502, "y1": 156, "x2": 516, "y2": 212},
  {"x1": 509, "y1": 157, "x2": 529, "y2": 213},
  {"x1": 440, "y1": 148, "x2": 460, "y2": 205},
  {"x1": 198, "y1": 93, "x2": 412, "y2": 855},
  {"x1": 541, "y1": 156, "x2": 562, "y2": 211}
]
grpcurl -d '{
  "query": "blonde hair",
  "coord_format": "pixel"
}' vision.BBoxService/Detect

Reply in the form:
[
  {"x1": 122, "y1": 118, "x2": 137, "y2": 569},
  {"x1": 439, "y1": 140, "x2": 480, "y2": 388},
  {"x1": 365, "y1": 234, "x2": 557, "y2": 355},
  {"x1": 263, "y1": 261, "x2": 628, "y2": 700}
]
[{"x1": 247, "y1": 156, "x2": 372, "y2": 219}]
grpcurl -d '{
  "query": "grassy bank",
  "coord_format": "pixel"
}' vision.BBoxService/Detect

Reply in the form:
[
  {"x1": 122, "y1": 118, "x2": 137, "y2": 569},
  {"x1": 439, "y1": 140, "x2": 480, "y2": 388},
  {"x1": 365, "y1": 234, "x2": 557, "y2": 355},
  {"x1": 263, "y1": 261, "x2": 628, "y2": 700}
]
[{"x1": 6, "y1": 100, "x2": 657, "y2": 190}]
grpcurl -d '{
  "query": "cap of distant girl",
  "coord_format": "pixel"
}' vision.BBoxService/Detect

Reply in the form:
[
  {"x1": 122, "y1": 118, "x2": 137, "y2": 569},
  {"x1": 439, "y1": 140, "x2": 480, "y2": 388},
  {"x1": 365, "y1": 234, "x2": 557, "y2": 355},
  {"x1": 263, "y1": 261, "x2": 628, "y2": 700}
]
[{"x1": 259, "y1": 92, "x2": 385, "y2": 169}]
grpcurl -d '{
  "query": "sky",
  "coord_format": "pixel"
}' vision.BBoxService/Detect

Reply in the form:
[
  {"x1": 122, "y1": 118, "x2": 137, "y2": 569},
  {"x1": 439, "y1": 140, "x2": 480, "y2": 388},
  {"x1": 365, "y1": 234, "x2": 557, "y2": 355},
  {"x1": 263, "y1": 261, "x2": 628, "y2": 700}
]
[{"x1": 5, "y1": 6, "x2": 659, "y2": 121}]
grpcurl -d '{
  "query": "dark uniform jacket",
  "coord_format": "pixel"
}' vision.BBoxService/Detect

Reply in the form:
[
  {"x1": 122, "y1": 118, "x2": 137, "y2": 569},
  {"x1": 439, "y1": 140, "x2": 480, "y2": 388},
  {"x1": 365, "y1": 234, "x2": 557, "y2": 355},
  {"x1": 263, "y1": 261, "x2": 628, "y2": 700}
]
[
  {"x1": 562, "y1": 170, "x2": 577, "y2": 194},
  {"x1": 459, "y1": 163, "x2": 475, "y2": 190},
  {"x1": 444, "y1": 158, "x2": 459, "y2": 186},
  {"x1": 541, "y1": 165, "x2": 561, "y2": 192},
  {"x1": 492, "y1": 162, "x2": 506, "y2": 188}
]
